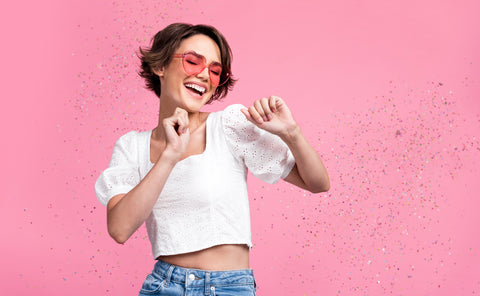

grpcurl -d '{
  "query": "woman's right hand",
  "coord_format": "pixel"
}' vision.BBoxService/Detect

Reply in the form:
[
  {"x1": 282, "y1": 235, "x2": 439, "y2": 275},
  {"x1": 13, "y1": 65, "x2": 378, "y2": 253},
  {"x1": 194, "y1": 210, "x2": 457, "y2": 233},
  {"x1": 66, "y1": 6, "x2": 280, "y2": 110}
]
[
  {"x1": 162, "y1": 107, "x2": 190, "y2": 162},
  {"x1": 107, "y1": 107, "x2": 190, "y2": 243}
]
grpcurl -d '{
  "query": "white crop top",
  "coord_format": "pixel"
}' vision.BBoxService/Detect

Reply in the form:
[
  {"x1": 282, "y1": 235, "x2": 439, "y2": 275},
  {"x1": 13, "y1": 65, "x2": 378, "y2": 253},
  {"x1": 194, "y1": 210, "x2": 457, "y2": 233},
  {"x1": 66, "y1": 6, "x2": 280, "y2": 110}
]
[{"x1": 95, "y1": 104, "x2": 295, "y2": 257}]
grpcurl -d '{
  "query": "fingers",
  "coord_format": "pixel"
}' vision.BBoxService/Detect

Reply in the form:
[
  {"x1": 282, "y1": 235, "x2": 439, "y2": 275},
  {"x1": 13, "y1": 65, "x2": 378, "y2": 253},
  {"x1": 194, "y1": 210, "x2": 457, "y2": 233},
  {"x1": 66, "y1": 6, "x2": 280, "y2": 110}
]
[
  {"x1": 245, "y1": 96, "x2": 282, "y2": 124},
  {"x1": 240, "y1": 108, "x2": 254, "y2": 122},
  {"x1": 163, "y1": 107, "x2": 189, "y2": 135},
  {"x1": 175, "y1": 108, "x2": 189, "y2": 134},
  {"x1": 249, "y1": 103, "x2": 264, "y2": 124},
  {"x1": 270, "y1": 95, "x2": 283, "y2": 112},
  {"x1": 268, "y1": 97, "x2": 277, "y2": 113},
  {"x1": 259, "y1": 98, "x2": 273, "y2": 121}
]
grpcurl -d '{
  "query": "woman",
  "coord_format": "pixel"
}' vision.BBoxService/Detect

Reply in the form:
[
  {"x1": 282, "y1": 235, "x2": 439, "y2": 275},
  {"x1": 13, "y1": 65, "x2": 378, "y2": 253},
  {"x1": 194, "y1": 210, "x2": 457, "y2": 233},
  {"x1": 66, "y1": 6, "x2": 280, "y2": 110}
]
[{"x1": 95, "y1": 23, "x2": 330, "y2": 295}]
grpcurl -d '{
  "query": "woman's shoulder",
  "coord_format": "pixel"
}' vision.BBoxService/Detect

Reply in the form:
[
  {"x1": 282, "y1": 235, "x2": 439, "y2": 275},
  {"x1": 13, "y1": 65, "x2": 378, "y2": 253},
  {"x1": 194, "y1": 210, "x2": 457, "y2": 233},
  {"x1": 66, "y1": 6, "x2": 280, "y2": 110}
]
[
  {"x1": 115, "y1": 130, "x2": 144, "y2": 141},
  {"x1": 113, "y1": 130, "x2": 151, "y2": 150},
  {"x1": 213, "y1": 104, "x2": 247, "y2": 122},
  {"x1": 209, "y1": 104, "x2": 246, "y2": 115},
  {"x1": 207, "y1": 104, "x2": 250, "y2": 136},
  {"x1": 222, "y1": 103, "x2": 246, "y2": 114}
]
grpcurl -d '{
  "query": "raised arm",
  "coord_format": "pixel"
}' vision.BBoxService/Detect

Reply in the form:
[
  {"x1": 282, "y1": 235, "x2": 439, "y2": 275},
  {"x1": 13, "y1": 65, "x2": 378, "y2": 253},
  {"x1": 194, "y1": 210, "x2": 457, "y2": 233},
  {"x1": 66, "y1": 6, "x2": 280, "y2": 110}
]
[
  {"x1": 105, "y1": 108, "x2": 190, "y2": 244},
  {"x1": 241, "y1": 96, "x2": 330, "y2": 193}
]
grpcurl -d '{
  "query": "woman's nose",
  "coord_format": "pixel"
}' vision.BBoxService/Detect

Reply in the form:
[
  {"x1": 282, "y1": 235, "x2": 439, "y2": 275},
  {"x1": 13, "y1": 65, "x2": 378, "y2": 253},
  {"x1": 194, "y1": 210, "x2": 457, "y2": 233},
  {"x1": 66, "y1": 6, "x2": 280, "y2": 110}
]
[{"x1": 196, "y1": 66, "x2": 210, "y2": 81}]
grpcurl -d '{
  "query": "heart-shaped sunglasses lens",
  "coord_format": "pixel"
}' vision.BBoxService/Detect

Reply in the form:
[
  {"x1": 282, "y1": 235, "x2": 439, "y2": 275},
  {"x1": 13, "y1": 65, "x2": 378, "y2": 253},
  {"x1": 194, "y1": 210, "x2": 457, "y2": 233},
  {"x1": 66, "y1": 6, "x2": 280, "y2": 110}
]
[{"x1": 178, "y1": 52, "x2": 229, "y2": 87}]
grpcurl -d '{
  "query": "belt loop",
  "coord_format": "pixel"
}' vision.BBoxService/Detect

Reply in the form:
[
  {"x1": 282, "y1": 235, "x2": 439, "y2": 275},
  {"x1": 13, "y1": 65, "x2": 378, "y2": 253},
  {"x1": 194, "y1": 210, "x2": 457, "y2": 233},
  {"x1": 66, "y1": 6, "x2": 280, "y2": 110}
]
[
  {"x1": 204, "y1": 271, "x2": 211, "y2": 295},
  {"x1": 164, "y1": 264, "x2": 175, "y2": 287}
]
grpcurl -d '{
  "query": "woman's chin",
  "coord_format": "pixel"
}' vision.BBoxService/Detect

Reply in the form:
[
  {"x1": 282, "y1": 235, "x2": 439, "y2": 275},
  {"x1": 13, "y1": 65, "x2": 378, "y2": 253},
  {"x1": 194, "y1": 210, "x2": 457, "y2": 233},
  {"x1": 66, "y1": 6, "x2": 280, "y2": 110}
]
[
  {"x1": 180, "y1": 98, "x2": 208, "y2": 113},
  {"x1": 183, "y1": 93, "x2": 212, "y2": 109},
  {"x1": 162, "y1": 90, "x2": 213, "y2": 113}
]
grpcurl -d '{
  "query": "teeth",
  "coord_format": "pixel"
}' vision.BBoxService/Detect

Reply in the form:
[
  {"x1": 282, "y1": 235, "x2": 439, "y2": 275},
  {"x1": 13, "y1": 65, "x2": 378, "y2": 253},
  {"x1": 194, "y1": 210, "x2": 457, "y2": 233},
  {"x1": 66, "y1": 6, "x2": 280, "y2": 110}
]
[{"x1": 185, "y1": 83, "x2": 206, "y2": 94}]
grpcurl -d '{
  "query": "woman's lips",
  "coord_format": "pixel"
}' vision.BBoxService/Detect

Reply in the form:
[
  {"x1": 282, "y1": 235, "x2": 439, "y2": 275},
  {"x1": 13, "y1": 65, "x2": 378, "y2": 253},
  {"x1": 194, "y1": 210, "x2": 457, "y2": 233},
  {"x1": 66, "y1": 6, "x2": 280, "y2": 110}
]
[
  {"x1": 184, "y1": 82, "x2": 207, "y2": 100},
  {"x1": 185, "y1": 85, "x2": 204, "y2": 99}
]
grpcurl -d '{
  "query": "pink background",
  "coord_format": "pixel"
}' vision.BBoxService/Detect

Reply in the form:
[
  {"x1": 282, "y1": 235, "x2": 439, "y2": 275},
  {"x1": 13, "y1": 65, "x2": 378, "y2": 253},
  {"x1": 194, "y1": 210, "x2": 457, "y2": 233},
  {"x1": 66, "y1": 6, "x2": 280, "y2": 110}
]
[{"x1": 1, "y1": 0, "x2": 479, "y2": 295}]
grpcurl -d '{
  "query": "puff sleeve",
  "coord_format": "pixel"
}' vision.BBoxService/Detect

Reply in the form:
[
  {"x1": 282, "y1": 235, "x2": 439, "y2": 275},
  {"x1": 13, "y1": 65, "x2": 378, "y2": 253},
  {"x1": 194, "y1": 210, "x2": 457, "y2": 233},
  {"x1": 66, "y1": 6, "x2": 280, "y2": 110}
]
[
  {"x1": 94, "y1": 131, "x2": 141, "y2": 206},
  {"x1": 221, "y1": 104, "x2": 296, "y2": 184}
]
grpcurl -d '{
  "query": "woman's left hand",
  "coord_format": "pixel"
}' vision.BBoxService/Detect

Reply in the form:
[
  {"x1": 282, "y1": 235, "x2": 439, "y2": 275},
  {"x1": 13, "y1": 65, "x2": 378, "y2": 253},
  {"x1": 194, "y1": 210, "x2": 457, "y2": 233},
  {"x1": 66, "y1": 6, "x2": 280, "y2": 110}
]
[
  {"x1": 241, "y1": 96, "x2": 299, "y2": 139},
  {"x1": 243, "y1": 95, "x2": 330, "y2": 193}
]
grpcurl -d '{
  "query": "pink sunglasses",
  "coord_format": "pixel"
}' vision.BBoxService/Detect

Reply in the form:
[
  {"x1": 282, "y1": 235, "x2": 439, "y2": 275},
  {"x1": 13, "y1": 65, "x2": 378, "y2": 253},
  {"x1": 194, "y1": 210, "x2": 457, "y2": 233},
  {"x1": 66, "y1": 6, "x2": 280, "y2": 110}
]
[{"x1": 173, "y1": 51, "x2": 230, "y2": 87}]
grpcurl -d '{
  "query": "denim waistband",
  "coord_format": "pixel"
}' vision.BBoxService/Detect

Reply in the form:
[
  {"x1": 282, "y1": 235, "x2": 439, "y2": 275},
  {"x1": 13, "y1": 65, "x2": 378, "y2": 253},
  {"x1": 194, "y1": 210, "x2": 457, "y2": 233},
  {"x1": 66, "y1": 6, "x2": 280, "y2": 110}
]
[{"x1": 152, "y1": 259, "x2": 255, "y2": 290}]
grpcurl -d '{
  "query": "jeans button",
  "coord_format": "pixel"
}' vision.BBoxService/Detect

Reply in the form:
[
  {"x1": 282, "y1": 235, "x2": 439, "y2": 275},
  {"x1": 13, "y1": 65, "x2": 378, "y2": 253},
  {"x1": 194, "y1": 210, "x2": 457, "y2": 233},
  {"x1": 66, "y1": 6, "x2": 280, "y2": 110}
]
[{"x1": 189, "y1": 274, "x2": 195, "y2": 281}]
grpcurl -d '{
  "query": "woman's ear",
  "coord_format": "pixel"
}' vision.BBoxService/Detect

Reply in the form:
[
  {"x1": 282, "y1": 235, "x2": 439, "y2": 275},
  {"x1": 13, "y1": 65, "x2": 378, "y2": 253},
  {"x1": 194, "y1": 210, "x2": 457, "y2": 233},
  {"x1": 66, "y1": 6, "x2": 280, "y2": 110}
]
[{"x1": 153, "y1": 66, "x2": 164, "y2": 77}]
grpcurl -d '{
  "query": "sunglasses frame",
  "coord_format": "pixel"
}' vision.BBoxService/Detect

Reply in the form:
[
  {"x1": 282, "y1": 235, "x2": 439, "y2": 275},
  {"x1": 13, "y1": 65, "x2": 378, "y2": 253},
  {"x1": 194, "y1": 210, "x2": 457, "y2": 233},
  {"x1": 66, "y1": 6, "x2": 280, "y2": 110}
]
[{"x1": 172, "y1": 51, "x2": 230, "y2": 87}]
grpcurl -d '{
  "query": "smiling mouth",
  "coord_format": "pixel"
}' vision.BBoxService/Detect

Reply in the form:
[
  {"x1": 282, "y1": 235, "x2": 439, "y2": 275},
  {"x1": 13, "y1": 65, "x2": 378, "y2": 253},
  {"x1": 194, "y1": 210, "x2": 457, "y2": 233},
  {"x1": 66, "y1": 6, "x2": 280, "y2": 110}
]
[{"x1": 184, "y1": 83, "x2": 206, "y2": 96}]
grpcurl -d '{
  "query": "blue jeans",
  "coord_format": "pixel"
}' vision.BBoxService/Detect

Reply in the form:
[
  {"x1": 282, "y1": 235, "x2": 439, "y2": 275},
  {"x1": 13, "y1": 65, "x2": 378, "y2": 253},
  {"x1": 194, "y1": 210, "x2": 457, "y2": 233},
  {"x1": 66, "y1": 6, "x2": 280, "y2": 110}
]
[{"x1": 139, "y1": 259, "x2": 257, "y2": 296}]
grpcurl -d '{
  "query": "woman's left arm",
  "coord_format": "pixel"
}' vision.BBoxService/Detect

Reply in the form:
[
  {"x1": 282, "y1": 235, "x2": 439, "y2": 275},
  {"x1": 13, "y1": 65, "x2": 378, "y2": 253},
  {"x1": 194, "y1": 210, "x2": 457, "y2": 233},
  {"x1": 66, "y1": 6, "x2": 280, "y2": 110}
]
[{"x1": 241, "y1": 96, "x2": 330, "y2": 193}]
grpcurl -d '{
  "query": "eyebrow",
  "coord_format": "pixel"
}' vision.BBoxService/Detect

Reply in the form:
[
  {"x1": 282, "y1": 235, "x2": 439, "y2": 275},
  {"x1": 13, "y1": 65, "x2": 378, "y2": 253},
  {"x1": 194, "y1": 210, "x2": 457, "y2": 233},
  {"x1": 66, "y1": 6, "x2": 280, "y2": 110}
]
[{"x1": 189, "y1": 50, "x2": 222, "y2": 65}]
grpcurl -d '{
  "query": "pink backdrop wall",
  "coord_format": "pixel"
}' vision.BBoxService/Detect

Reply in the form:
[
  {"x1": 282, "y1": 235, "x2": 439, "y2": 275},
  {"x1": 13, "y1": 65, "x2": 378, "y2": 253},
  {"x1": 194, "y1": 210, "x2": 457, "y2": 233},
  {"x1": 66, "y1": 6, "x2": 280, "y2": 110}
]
[{"x1": 2, "y1": 0, "x2": 479, "y2": 295}]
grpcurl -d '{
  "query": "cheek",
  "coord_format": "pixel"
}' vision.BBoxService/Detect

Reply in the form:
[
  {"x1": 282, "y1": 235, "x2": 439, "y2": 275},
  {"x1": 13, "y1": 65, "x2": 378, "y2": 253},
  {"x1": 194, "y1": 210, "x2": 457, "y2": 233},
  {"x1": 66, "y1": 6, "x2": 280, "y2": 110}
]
[
  {"x1": 205, "y1": 88, "x2": 217, "y2": 102},
  {"x1": 162, "y1": 70, "x2": 184, "y2": 89},
  {"x1": 212, "y1": 86, "x2": 219, "y2": 94}
]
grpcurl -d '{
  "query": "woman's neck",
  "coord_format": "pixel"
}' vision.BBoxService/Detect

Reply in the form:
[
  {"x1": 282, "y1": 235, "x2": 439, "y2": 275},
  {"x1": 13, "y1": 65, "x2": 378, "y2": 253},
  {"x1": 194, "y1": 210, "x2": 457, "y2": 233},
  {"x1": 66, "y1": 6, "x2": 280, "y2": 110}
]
[{"x1": 153, "y1": 99, "x2": 205, "y2": 141}]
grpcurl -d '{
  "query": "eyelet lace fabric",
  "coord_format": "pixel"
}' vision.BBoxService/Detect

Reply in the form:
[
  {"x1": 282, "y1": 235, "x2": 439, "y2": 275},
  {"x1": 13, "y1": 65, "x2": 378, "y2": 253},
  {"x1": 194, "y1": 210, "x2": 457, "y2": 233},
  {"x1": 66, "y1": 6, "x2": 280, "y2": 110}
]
[
  {"x1": 222, "y1": 104, "x2": 295, "y2": 184},
  {"x1": 95, "y1": 131, "x2": 141, "y2": 207},
  {"x1": 94, "y1": 104, "x2": 295, "y2": 257}
]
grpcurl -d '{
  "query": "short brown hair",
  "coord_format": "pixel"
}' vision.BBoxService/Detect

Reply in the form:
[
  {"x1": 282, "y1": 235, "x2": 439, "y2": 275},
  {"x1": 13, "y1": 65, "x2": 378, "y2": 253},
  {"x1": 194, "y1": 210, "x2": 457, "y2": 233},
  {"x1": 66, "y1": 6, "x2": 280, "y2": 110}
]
[{"x1": 138, "y1": 23, "x2": 236, "y2": 103}]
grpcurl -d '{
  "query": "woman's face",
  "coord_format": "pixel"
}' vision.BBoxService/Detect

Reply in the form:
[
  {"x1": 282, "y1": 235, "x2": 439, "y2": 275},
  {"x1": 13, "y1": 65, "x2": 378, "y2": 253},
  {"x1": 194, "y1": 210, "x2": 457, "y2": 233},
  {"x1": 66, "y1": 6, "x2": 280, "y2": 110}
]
[{"x1": 156, "y1": 34, "x2": 222, "y2": 112}]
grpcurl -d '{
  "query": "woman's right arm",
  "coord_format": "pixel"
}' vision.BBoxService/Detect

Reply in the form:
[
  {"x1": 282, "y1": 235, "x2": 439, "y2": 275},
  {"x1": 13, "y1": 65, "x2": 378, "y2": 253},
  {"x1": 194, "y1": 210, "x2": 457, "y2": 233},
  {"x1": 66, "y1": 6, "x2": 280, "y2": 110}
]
[
  {"x1": 106, "y1": 153, "x2": 176, "y2": 243},
  {"x1": 106, "y1": 108, "x2": 190, "y2": 244}
]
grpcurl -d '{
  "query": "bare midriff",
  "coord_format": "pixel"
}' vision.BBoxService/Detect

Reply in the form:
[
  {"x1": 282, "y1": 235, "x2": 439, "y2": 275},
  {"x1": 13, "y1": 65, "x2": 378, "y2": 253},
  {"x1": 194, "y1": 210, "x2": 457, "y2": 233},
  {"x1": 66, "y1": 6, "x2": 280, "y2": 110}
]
[{"x1": 156, "y1": 244, "x2": 250, "y2": 271}]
